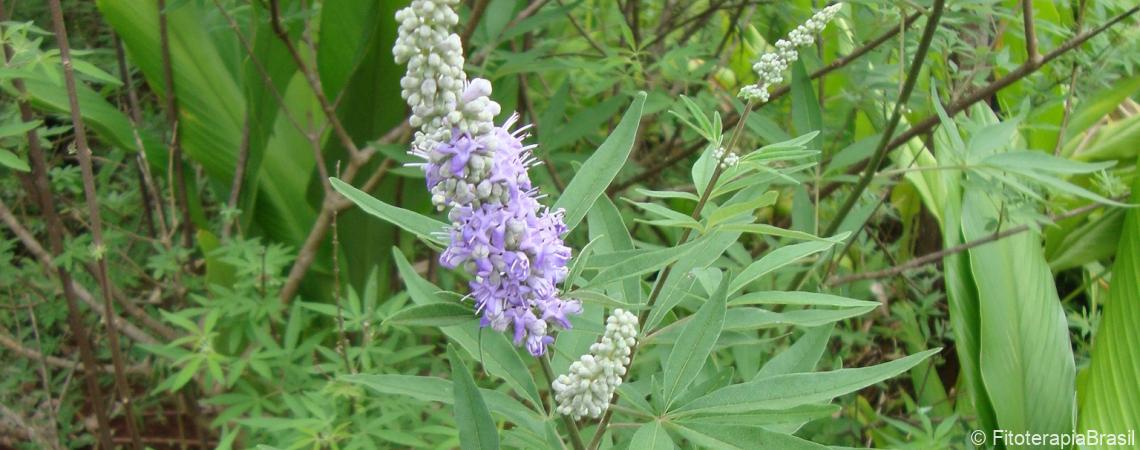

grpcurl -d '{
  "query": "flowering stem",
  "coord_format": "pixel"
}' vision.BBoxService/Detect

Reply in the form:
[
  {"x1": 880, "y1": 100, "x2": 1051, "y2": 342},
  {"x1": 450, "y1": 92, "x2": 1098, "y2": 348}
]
[
  {"x1": 540, "y1": 354, "x2": 586, "y2": 450},
  {"x1": 587, "y1": 101, "x2": 756, "y2": 450}
]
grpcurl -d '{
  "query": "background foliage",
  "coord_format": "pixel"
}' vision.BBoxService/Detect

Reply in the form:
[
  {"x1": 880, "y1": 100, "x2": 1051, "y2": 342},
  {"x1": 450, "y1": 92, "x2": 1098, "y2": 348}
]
[{"x1": 0, "y1": 0, "x2": 1137, "y2": 448}]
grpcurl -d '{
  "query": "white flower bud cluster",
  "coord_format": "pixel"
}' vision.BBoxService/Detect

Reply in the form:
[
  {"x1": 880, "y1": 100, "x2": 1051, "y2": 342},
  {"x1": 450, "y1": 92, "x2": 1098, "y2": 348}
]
[
  {"x1": 393, "y1": 0, "x2": 500, "y2": 155},
  {"x1": 738, "y1": 3, "x2": 843, "y2": 102},
  {"x1": 712, "y1": 146, "x2": 740, "y2": 169},
  {"x1": 552, "y1": 309, "x2": 639, "y2": 420}
]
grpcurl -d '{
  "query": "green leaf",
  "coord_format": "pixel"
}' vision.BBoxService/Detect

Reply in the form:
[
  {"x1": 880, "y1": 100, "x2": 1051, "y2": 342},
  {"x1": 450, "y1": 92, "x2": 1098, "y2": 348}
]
[
  {"x1": 332, "y1": 178, "x2": 447, "y2": 246},
  {"x1": 667, "y1": 422, "x2": 827, "y2": 450},
  {"x1": 585, "y1": 237, "x2": 704, "y2": 288},
  {"x1": 587, "y1": 196, "x2": 641, "y2": 304},
  {"x1": 384, "y1": 303, "x2": 475, "y2": 327},
  {"x1": 673, "y1": 348, "x2": 940, "y2": 416},
  {"x1": 729, "y1": 238, "x2": 845, "y2": 294},
  {"x1": 718, "y1": 223, "x2": 838, "y2": 243},
  {"x1": 447, "y1": 345, "x2": 501, "y2": 450},
  {"x1": 790, "y1": 59, "x2": 822, "y2": 141},
  {"x1": 0, "y1": 119, "x2": 41, "y2": 138},
  {"x1": 636, "y1": 188, "x2": 700, "y2": 202},
  {"x1": 960, "y1": 188, "x2": 1075, "y2": 439},
  {"x1": 554, "y1": 91, "x2": 647, "y2": 231},
  {"x1": 706, "y1": 191, "x2": 778, "y2": 229},
  {"x1": 342, "y1": 374, "x2": 543, "y2": 434},
  {"x1": 663, "y1": 274, "x2": 728, "y2": 408},
  {"x1": 631, "y1": 421, "x2": 675, "y2": 450},
  {"x1": 1079, "y1": 164, "x2": 1140, "y2": 440},
  {"x1": 392, "y1": 248, "x2": 544, "y2": 411},
  {"x1": 723, "y1": 307, "x2": 875, "y2": 331},
  {"x1": 730, "y1": 291, "x2": 878, "y2": 309},
  {"x1": 755, "y1": 325, "x2": 834, "y2": 380},
  {"x1": 0, "y1": 149, "x2": 30, "y2": 172}
]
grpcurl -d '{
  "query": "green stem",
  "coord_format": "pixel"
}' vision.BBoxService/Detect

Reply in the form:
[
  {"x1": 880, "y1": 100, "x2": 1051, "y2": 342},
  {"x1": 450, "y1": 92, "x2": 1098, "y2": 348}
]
[
  {"x1": 541, "y1": 354, "x2": 586, "y2": 450},
  {"x1": 587, "y1": 100, "x2": 757, "y2": 450}
]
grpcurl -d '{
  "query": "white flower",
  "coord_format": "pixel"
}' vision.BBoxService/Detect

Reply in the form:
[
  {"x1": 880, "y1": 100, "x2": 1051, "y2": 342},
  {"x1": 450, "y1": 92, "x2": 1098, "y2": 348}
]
[
  {"x1": 738, "y1": 3, "x2": 843, "y2": 102},
  {"x1": 551, "y1": 309, "x2": 639, "y2": 420},
  {"x1": 393, "y1": 0, "x2": 500, "y2": 155}
]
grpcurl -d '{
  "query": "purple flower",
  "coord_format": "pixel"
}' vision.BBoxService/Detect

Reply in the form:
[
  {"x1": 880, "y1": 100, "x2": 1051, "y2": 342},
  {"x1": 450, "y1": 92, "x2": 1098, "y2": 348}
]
[{"x1": 420, "y1": 114, "x2": 534, "y2": 209}]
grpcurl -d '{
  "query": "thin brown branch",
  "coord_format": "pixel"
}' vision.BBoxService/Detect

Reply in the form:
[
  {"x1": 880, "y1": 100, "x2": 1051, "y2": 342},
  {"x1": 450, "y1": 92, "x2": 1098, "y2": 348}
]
[
  {"x1": 554, "y1": 0, "x2": 606, "y2": 55},
  {"x1": 609, "y1": 12, "x2": 921, "y2": 194},
  {"x1": 460, "y1": 0, "x2": 491, "y2": 54},
  {"x1": 827, "y1": 198, "x2": 1120, "y2": 286},
  {"x1": 0, "y1": 200, "x2": 161, "y2": 345},
  {"x1": 0, "y1": 329, "x2": 144, "y2": 374},
  {"x1": 268, "y1": 0, "x2": 363, "y2": 159},
  {"x1": 158, "y1": 0, "x2": 195, "y2": 248},
  {"x1": 0, "y1": 5, "x2": 114, "y2": 447},
  {"x1": 222, "y1": 115, "x2": 252, "y2": 239},
  {"x1": 46, "y1": 1, "x2": 143, "y2": 446},
  {"x1": 818, "y1": 5, "x2": 1140, "y2": 200},
  {"x1": 1021, "y1": 0, "x2": 1040, "y2": 63}
]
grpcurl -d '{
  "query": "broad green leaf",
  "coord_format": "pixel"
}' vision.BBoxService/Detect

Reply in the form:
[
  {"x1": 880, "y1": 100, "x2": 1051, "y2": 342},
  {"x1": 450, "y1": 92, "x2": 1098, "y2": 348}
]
[
  {"x1": 0, "y1": 149, "x2": 30, "y2": 172},
  {"x1": 673, "y1": 348, "x2": 939, "y2": 416},
  {"x1": 755, "y1": 325, "x2": 834, "y2": 380},
  {"x1": 730, "y1": 238, "x2": 844, "y2": 294},
  {"x1": 667, "y1": 422, "x2": 827, "y2": 450},
  {"x1": 662, "y1": 274, "x2": 728, "y2": 408},
  {"x1": 332, "y1": 178, "x2": 446, "y2": 246},
  {"x1": 342, "y1": 374, "x2": 543, "y2": 434},
  {"x1": 384, "y1": 303, "x2": 475, "y2": 327},
  {"x1": 1079, "y1": 165, "x2": 1140, "y2": 443},
  {"x1": 631, "y1": 421, "x2": 675, "y2": 450},
  {"x1": 961, "y1": 188, "x2": 1075, "y2": 441},
  {"x1": 447, "y1": 345, "x2": 500, "y2": 450},
  {"x1": 553, "y1": 91, "x2": 647, "y2": 231}
]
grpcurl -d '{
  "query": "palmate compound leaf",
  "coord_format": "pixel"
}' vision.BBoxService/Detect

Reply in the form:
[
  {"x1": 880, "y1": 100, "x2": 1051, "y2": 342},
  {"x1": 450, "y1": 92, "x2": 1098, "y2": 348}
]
[
  {"x1": 553, "y1": 91, "x2": 647, "y2": 231},
  {"x1": 671, "y1": 348, "x2": 940, "y2": 417},
  {"x1": 447, "y1": 345, "x2": 500, "y2": 450}
]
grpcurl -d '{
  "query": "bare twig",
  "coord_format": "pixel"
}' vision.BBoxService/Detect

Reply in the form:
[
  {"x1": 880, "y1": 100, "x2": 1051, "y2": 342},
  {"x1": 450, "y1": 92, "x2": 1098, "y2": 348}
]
[
  {"x1": 0, "y1": 5, "x2": 114, "y2": 447},
  {"x1": 818, "y1": 5, "x2": 1140, "y2": 200},
  {"x1": 827, "y1": 199, "x2": 1120, "y2": 286},
  {"x1": 460, "y1": 0, "x2": 491, "y2": 53},
  {"x1": 46, "y1": 0, "x2": 143, "y2": 446},
  {"x1": 268, "y1": 0, "x2": 363, "y2": 159},
  {"x1": 608, "y1": 12, "x2": 922, "y2": 194},
  {"x1": 786, "y1": 0, "x2": 944, "y2": 292},
  {"x1": 158, "y1": 0, "x2": 194, "y2": 248},
  {"x1": 1021, "y1": 0, "x2": 1040, "y2": 63}
]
